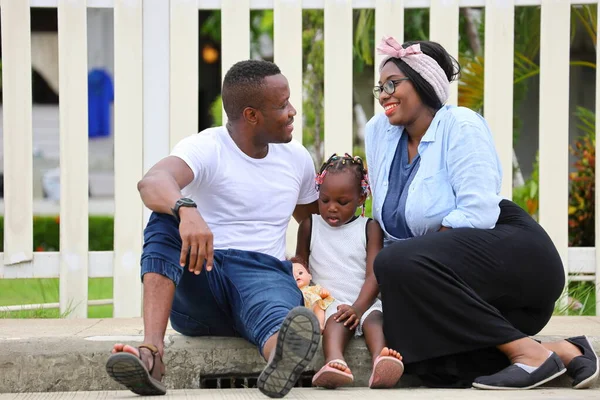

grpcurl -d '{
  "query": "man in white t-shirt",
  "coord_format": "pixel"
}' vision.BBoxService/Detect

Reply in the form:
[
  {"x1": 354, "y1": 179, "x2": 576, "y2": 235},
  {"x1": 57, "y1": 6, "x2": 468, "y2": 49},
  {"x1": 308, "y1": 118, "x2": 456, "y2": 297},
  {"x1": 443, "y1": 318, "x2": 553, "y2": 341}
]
[{"x1": 106, "y1": 60, "x2": 320, "y2": 398}]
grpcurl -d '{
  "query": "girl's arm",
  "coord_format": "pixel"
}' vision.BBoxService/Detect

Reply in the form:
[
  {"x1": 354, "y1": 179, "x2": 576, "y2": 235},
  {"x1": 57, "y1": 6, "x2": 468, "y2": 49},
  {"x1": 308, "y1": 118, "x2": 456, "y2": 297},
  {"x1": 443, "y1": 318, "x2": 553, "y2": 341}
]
[
  {"x1": 352, "y1": 219, "x2": 384, "y2": 314},
  {"x1": 295, "y1": 216, "x2": 313, "y2": 267}
]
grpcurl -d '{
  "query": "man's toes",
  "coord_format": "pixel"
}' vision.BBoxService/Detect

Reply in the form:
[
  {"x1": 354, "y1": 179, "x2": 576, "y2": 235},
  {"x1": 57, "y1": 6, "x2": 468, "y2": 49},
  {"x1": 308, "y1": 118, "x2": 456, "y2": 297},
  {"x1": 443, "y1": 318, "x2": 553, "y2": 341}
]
[
  {"x1": 112, "y1": 343, "x2": 125, "y2": 353},
  {"x1": 122, "y1": 344, "x2": 140, "y2": 357}
]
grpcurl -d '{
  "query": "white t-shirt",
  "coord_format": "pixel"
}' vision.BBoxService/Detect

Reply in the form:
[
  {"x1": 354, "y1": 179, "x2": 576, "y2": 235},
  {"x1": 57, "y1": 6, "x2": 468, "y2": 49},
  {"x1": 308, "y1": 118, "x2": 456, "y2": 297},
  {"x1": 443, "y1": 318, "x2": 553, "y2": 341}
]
[{"x1": 170, "y1": 126, "x2": 318, "y2": 260}]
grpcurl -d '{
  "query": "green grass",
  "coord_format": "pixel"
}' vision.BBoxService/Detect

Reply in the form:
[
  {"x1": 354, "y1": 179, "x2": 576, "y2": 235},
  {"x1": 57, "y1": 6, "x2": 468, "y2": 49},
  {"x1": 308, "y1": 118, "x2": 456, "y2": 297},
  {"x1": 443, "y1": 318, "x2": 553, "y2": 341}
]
[
  {"x1": 0, "y1": 278, "x2": 113, "y2": 318},
  {"x1": 554, "y1": 281, "x2": 597, "y2": 316}
]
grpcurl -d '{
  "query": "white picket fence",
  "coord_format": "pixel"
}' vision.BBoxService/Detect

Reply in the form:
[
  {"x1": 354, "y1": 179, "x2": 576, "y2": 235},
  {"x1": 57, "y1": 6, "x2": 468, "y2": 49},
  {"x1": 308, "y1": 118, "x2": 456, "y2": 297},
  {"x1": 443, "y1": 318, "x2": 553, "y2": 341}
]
[{"x1": 0, "y1": 0, "x2": 598, "y2": 317}]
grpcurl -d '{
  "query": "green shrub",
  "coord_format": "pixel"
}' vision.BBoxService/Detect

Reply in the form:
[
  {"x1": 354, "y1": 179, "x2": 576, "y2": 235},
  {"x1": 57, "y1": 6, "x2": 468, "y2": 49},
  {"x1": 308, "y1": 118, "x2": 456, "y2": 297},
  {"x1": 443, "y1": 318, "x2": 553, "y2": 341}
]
[
  {"x1": 568, "y1": 107, "x2": 595, "y2": 247},
  {"x1": 0, "y1": 216, "x2": 114, "y2": 251}
]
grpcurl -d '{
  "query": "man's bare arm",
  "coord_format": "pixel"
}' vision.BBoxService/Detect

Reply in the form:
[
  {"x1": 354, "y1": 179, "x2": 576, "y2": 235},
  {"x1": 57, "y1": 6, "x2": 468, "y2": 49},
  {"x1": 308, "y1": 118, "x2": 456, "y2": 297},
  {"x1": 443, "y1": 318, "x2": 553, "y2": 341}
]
[
  {"x1": 137, "y1": 156, "x2": 214, "y2": 272},
  {"x1": 137, "y1": 156, "x2": 194, "y2": 214},
  {"x1": 292, "y1": 201, "x2": 319, "y2": 224}
]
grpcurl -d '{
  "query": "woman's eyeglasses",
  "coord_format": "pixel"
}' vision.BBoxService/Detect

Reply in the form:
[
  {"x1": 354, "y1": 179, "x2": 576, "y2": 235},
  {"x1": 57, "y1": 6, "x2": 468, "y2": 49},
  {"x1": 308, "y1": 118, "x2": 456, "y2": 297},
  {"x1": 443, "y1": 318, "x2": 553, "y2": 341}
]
[{"x1": 373, "y1": 78, "x2": 410, "y2": 99}]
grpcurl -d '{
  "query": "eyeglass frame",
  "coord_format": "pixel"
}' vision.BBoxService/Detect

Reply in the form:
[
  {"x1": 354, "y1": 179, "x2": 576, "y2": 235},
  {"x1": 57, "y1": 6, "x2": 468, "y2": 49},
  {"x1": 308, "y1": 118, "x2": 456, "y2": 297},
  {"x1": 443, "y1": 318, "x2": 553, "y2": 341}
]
[{"x1": 373, "y1": 78, "x2": 410, "y2": 99}]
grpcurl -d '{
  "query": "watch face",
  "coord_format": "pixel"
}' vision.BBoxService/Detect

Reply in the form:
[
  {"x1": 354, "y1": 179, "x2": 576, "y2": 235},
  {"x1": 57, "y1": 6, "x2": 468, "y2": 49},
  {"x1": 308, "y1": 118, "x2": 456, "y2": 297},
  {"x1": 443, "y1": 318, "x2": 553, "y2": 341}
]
[{"x1": 179, "y1": 198, "x2": 196, "y2": 206}]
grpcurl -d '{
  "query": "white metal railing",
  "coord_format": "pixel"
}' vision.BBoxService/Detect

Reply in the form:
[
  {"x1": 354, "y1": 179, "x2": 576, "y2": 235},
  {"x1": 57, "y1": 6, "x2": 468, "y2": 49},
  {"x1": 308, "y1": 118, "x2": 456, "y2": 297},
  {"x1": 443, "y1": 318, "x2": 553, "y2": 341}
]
[{"x1": 1, "y1": 0, "x2": 599, "y2": 317}]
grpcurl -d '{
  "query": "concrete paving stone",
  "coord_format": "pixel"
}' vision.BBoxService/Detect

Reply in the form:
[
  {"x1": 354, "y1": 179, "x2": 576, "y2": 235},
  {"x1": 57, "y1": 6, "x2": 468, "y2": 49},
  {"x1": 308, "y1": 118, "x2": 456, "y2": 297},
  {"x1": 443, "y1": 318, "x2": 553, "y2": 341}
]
[
  {"x1": 0, "y1": 388, "x2": 599, "y2": 400},
  {"x1": 0, "y1": 317, "x2": 599, "y2": 393}
]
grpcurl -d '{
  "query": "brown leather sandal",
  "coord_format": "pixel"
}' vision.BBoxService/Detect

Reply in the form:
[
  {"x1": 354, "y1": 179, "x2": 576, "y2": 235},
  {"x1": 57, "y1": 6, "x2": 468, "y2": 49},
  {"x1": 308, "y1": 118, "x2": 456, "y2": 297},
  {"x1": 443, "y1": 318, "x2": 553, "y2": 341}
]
[{"x1": 106, "y1": 344, "x2": 166, "y2": 396}]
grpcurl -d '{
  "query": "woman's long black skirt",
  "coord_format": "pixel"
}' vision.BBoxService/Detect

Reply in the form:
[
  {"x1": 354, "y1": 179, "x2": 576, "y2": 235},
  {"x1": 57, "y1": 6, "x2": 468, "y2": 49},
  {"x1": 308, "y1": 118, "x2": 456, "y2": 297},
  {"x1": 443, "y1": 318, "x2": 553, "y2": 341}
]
[{"x1": 374, "y1": 200, "x2": 565, "y2": 388}]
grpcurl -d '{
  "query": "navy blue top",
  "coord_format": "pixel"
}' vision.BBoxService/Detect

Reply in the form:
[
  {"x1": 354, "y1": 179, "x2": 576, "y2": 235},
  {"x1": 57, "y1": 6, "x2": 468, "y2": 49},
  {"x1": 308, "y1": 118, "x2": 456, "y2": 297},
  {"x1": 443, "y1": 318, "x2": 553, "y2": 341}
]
[{"x1": 381, "y1": 133, "x2": 421, "y2": 239}]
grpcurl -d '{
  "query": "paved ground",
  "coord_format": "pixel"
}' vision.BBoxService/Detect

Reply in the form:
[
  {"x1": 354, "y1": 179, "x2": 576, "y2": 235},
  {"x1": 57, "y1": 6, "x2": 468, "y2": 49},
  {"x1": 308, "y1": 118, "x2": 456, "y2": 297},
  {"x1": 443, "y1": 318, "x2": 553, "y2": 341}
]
[
  {"x1": 1, "y1": 317, "x2": 599, "y2": 393},
  {"x1": 0, "y1": 388, "x2": 599, "y2": 399}
]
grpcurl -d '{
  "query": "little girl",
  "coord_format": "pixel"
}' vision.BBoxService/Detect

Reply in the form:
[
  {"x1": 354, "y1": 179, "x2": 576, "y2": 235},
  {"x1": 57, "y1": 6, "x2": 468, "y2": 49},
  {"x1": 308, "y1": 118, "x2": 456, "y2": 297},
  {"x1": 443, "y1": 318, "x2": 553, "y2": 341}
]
[{"x1": 295, "y1": 153, "x2": 404, "y2": 389}]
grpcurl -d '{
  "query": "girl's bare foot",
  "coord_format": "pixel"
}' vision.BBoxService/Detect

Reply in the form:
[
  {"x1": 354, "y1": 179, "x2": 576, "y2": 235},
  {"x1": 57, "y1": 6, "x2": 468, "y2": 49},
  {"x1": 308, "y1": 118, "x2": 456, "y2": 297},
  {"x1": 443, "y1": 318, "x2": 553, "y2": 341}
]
[
  {"x1": 373, "y1": 347, "x2": 402, "y2": 363},
  {"x1": 327, "y1": 359, "x2": 352, "y2": 374},
  {"x1": 369, "y1": 347, "x2": 404, "y2": 389},
  {"x1": 312, "y1": 359, "x2": 354, "y2": 389}
]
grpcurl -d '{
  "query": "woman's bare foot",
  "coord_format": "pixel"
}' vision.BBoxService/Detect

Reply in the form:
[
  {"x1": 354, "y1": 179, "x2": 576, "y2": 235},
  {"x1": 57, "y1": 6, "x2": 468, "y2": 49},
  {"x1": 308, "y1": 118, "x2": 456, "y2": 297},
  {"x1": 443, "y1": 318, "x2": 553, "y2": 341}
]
[{"x1": 542, "y1": 340, "x2": 583, "y2": 366}]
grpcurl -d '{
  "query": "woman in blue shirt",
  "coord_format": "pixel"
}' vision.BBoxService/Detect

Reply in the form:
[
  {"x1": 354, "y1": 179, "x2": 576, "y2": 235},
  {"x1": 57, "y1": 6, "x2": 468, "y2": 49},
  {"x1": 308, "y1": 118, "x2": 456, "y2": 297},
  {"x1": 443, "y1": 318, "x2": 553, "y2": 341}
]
[{"x1": 366, "y1": 36, "x2": 598, "y2": 390}]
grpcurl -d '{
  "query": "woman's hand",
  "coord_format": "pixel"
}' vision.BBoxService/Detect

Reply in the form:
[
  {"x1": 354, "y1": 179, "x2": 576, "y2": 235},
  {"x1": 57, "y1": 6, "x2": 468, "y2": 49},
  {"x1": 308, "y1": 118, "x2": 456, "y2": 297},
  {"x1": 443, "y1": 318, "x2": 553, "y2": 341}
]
[{"x1": 334, "y1": 304, "x2": 362, "y2": 330}]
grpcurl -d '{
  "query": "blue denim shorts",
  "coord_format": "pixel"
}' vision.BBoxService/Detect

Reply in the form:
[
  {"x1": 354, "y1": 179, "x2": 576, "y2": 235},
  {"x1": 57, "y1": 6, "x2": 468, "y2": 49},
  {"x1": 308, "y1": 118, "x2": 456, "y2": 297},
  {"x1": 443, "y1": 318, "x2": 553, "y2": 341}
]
[{"x1": 140, "y1": 212, "x2": 303, "y2": 352}]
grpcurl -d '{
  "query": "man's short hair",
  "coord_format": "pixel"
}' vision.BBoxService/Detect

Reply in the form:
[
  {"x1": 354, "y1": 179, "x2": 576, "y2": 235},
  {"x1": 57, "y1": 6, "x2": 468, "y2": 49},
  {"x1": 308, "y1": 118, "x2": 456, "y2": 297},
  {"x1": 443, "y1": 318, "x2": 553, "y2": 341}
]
[{"x1": 222, "y1": 60, "x2": 282, "y2": 121}]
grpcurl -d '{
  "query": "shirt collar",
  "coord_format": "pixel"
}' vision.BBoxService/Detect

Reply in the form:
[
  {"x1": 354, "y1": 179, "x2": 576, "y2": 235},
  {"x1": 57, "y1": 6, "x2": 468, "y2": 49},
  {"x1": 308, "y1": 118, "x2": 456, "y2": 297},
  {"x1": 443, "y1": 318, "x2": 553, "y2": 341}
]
[{"x1": 421, "y1": 105, "x2": 450, "y2": 143}]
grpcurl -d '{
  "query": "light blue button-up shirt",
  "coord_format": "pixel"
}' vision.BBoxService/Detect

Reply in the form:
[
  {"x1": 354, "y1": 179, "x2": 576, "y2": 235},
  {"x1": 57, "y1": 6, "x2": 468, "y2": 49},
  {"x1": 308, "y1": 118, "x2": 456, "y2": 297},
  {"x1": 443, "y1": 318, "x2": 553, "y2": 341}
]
[{"x1": 365, "y1": 105, "x2": 504, "y2": 242}]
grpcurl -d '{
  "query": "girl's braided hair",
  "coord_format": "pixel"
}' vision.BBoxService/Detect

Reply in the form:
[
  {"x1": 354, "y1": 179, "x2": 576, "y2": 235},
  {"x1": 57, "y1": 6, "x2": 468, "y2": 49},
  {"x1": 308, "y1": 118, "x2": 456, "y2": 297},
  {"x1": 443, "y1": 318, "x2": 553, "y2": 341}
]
[{"x1": 315, "y1": 153, "x2": 371, "y2": 215}]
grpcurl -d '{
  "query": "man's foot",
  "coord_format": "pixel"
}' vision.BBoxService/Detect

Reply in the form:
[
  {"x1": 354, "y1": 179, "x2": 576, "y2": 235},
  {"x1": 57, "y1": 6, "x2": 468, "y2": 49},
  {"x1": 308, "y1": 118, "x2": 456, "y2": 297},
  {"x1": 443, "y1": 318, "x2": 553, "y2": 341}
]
[
  {"x1": 106, "y1": 343, "x2": 166, "y2": 396},
  {"x1": 312, "y1": 359, "x2": 354, "y2": 389},
  {"x1": 369, "y1": 347, "x2": 404, "y2": 389},
  {"x1": 257, "y1": 307, "x2": 320, "y2": 398}
]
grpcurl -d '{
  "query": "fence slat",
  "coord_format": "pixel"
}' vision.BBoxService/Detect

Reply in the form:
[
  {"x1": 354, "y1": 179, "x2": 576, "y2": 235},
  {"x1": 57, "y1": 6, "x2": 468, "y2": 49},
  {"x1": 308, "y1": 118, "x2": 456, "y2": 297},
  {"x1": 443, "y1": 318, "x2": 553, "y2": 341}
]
[
  {"x1": 483, "y1": 0, "x2": 514, "y2": 199},
  {"x1": 113, "y1": 0, "x2": 144, "y2": 317},
  {"x1": 274, "y1": 0, "x2": 303, "y2": 257},
  {"x1": 0, "y1": 0, "x2": 34, "y2": 272},
  {"x1": 373, "y1": 0, "x2": 404, "y2": 115},
  {"x1": 429, "y1": 0, "x2": 459, "y2": 106},
  {"x1": 142, "y1": 0, "x2": 171, "y2": 226},
  {"x1": 58, "y1": 0, "x2": 89, "y2": 318},
  {"x1": 324, "y1": 0, "x2": 353, "y2": 157},
  {"x1": 221, "y1": 0, "x2": 250, "y2": 125},
  {"x1": 170, "y1": 0, "x2": 199, "y2": 148},
  {"x1": 596, "y1": 2, "x2": 600, "y2": 316},
  {"x1": 274, "y1": 0, "x2": 302, "y2": 142},
  {"x1": 538, "y1": 0, "x2": 570, "y2": 294}
]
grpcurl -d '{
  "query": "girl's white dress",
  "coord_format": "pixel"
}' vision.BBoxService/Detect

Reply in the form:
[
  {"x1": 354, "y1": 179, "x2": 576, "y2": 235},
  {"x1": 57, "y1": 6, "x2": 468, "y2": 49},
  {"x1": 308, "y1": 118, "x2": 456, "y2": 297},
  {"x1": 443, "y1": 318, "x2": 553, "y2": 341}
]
[{"x1": 308, "y1": 214, "x2": 383, "y2": 336}]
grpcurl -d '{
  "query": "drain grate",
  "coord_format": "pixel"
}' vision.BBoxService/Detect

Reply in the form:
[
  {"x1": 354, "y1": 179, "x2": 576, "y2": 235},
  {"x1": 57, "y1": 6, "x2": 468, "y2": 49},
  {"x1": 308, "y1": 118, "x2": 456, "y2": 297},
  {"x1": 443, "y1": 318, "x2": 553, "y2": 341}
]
[{"x1": 200, "y1": 372, "x2": 315, "y2": 389}]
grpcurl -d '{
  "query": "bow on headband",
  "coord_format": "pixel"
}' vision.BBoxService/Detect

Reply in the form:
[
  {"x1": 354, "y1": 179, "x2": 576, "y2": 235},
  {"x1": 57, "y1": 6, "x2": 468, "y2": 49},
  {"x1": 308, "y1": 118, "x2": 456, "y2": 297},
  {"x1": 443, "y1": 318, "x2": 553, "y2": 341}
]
[{"x1": 376, "y1": 36, "x2": 422, "y2": 59}]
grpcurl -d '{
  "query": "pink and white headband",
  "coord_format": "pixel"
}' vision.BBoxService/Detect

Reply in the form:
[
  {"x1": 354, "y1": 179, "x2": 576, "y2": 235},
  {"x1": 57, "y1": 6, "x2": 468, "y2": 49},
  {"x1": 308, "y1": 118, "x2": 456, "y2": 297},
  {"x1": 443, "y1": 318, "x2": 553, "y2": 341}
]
[{"x1": 377, "y1": 36, "x2": 450, "y2": 105}]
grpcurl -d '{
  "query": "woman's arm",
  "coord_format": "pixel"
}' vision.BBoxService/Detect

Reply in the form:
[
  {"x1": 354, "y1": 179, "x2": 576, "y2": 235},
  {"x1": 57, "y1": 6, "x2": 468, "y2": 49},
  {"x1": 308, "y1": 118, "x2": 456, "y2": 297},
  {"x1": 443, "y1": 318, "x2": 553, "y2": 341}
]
[
  {"x1": 441, "y1": 118, "x2": 502, "y2": 229},
  {"x1": 352, "y1": 219, "x2": 384, "y2": 314}
]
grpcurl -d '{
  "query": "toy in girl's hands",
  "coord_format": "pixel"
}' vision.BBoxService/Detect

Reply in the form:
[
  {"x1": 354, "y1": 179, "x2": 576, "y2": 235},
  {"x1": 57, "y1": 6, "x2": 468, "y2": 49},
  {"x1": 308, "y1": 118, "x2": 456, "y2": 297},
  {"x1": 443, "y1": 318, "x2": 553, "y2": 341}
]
[{"x1": 291, "y1": 259, "x2": 334, "y2": 332}]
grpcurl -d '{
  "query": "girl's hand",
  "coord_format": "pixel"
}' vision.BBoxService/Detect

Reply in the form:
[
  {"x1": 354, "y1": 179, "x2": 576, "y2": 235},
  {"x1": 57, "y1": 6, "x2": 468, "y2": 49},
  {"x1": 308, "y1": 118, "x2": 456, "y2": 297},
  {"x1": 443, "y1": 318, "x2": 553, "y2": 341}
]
[
  {"x1": 334, "y1": 304, "x2": 362, "y2": 330},
  {"x1": 319, "y1": 288, "x2": 330, "y2": 299}
]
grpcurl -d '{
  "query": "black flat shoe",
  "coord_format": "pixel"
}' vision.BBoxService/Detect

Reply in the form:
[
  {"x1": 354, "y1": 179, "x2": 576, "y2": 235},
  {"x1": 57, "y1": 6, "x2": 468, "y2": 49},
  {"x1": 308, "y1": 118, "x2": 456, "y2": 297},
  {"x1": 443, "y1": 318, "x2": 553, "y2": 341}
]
[
  {"x1": 565, "y1": 335, "x2": 599, "y2": 389},
  {"x1": 472, "y1": 352, "x2": 566, "y2": 390}
]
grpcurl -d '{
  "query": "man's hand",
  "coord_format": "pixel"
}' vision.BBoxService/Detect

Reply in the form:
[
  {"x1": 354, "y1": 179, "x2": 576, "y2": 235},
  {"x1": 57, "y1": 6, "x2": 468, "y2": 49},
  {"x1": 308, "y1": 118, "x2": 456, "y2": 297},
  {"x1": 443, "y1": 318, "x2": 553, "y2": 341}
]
[
  {"x1": 319, "y1": 288, "x2": 330, "y2": 299},
  {"x1": 333, "y1": 304, "x2": 362, "y2": 330},
  {"x1": 178, "y1": 207, "x2": 214, "y2": 274}
]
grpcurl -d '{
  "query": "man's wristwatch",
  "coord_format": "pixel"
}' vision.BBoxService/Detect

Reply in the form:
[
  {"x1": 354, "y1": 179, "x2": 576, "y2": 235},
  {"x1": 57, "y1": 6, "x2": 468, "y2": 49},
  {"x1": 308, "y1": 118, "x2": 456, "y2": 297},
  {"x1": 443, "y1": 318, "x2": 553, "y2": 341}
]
[{"x1": 171, "y1": 198, "x2": 197, "y2": 222}]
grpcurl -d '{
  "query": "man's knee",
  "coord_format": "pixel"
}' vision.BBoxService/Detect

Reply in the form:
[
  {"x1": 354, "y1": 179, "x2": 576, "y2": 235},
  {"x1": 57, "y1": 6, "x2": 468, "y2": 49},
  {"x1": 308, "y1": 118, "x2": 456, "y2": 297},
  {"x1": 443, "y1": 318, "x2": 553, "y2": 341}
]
[{"x1": 141, "y1": 257, "x2": 183, "y2": 286}]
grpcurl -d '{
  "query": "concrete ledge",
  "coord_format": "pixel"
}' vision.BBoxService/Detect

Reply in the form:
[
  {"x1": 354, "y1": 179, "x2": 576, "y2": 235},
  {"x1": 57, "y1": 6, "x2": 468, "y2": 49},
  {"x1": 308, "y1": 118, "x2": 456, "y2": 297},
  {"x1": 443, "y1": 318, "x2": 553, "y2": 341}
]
[{"x1": 1, "y1": 317, "x2": 599, "y2": 393}]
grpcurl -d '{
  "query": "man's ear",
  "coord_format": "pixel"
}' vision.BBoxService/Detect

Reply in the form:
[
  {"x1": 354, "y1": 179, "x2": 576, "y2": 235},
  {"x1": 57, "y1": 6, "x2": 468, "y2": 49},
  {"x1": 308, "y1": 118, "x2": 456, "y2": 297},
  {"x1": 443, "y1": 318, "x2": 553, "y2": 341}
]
[{"x1": 243, "y1": 107, "x2": 259, "y2": 125}]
